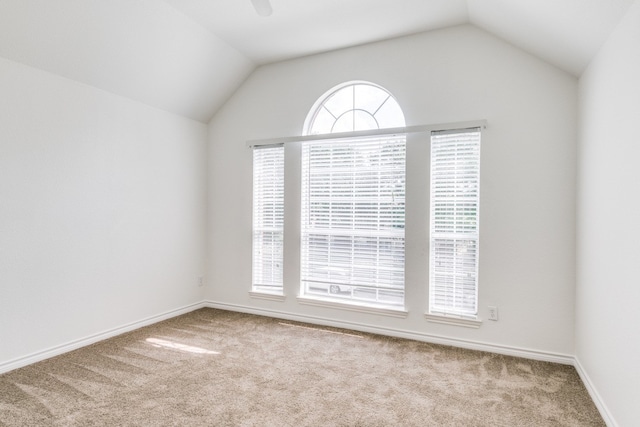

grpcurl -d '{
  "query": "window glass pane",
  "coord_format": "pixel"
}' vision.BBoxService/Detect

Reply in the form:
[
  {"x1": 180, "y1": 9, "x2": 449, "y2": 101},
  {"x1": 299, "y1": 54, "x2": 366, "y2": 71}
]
[
  {"x1": 429, "y1": 129, "x2": 481, "y2": 317},
  {"x1": 252, "y1": 145, "x2": 284, "y2": 294},
  {"x1": 332, "y1": 112, "x2": 355, "y2": 133},
  {"x1": 354, "y1": 84, "x2": 389, "y2": 113},
  {"x1": 323, "y1": 86, "x2": 354, "y2": 118},
  {"x1": 309, "y1": 107, "x2": 336, "y2": 135},
  {"x1": 353, "y1": 110, "x2": 378, "y2": 131},
  {"x1": 301, "y1": 136, "x2": 406, "y2": 308},
  {"x1": 373, "y1": 97, "x2": 405, "y2": 129}
]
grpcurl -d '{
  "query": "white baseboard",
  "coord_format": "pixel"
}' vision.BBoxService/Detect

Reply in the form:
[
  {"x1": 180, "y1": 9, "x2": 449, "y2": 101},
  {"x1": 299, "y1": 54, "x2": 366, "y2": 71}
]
[
  {"x1": 574, "y1": 357, "x2": 617, "y2": 427},
  {"x1": 203, "y1": 300, "x2": 575, "y2": 365},
  {"x1": 0, "y1": 301, "x2": 206, "y2": 375}
]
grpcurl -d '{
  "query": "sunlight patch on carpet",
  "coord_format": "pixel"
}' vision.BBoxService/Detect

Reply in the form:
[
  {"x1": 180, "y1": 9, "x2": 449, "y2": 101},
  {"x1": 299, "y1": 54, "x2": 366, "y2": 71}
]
[{"x1": 145, "y1": 338, "x2": 220, "y2": 355}]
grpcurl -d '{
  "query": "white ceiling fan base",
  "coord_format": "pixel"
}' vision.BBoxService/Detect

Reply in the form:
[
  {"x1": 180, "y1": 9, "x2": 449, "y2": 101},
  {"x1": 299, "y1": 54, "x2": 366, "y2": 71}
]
[{"x1": 251, "y1": 0, "x2": 273, "y2": 17}]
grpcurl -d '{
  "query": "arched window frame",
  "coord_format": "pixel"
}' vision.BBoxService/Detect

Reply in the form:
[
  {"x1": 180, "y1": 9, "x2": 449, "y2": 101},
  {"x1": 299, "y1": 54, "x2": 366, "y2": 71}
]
[
  {"x1": 300, "y1": 81, "x2": 408, "y2": 309},
  {"x1": 303, "y1": 81, "x2": 405, "y2": 136}
]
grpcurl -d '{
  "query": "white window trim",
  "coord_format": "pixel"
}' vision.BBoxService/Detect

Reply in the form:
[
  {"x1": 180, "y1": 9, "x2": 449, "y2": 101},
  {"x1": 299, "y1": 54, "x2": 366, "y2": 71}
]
[
  {"x1": 424, "y1": 313, "x2": 483, "y2": 329},
  {"x1": 297, "y1": 296, "x2": 408, "y2": 319},
  {"x1": 249, "y1": 291, "x2": 286, "y2": 302},
  {"x1": 246, "y1": 121, "x2": 487, "y2": 148}
]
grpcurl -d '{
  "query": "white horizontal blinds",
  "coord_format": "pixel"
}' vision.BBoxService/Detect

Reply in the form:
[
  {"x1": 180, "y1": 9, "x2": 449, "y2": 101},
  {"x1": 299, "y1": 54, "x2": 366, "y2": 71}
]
[
  {"x1": 301, "y1": 136, "x2": 406, "y2": 307},
  {"x1": 429, "y1": 128, "x2": 481, "y2": 317},
  {"x1": 252, "y1": 145, "x2": 284, "y2": 293}
]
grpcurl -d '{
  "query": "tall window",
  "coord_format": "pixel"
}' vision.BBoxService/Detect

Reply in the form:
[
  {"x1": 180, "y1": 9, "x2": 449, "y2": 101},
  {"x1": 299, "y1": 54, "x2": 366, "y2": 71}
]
[
  {"x1": 429, "y1": 128, "x2": 481, "y2": 318},
  {"x1": 301, "y1": 82, "x2": 406, "y2": 308},
  {"x1": 252, "y1": 145, "x2": 284, "y2": 294}
]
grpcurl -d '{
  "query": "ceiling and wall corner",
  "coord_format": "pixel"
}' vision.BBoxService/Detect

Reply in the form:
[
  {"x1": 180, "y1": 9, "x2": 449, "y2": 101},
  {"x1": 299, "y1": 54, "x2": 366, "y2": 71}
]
[
  {"x1": 576, "y1": 1, "x2": 640, "y2": 425},
  {"x1": 162, "y1": 0, "x2": 470, "y2": 64},
  {"x1": 467, "y1": 0, "x2": 636, "y2": 76},
  {"x1": 0, "y1": 0, "x2": 255, "y2": 123},
  {"x1": 0, "y1": 0, "x2": 634, "y2": 123},
  {"x1": 164, "y1": 0, "x2": 635, "y2": 78}
]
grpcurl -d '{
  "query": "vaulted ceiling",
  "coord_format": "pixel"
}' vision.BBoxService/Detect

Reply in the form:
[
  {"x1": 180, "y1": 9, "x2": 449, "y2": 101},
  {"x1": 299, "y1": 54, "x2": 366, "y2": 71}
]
[{"x1": 0, "y1": 0, "x2": 634, "y2": 123}]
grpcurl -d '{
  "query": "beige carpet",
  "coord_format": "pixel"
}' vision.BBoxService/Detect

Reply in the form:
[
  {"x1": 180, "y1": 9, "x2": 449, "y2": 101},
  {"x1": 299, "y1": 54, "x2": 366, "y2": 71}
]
[{"x1": 0, "y1": 308, "x2": 604, "y2": 426}]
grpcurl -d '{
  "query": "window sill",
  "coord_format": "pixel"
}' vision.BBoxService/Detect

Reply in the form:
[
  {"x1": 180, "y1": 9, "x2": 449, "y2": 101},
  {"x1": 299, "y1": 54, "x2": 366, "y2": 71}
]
[
  {"x1": 424, "y1": 313, "x2": 482, "y2": 329},
  {"x1": 297, "y1": 296, "x2": 408, "y2": 319},
  {"x1": 249, "y1": 291, "x2": 286, "y2": 302}
]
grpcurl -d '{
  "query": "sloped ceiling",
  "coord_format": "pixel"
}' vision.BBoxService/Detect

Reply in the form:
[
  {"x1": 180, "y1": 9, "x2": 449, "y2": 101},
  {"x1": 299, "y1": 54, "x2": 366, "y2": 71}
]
[
  {"x1": 468, "y1": 0, "x2": 636, "y2": 76},
  {"x1": 0, "y1": 0, "x2": 634, "y2": 123},
  {"x1": 0, "y1": 0, "x2": 254, "y2": 123},
  {"x1": 162, "y1": 0, "x2": 470, "y2": 64}
]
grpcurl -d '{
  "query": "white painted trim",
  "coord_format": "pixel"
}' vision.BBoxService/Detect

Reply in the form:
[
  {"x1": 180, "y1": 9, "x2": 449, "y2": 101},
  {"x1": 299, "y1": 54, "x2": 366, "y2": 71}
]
[
  {"x1": 246, "y1": 120, "x2": 488, "y2": 147},
  {"x1": 574, "y1": 357, "x2": 618, "y2": 427},
  {"x1": 203, "y1": 300, "x2": 573, "y2": 365},
  {"x1": 0, "y1": 302, "x2": 206, "y2": 375},
  {"x1": 297, "y1": 296, "x2": 408, "y2": 318},
  {"x1": 249, "y1": 291, "x2": 286, "y2": 302},
  {"x1": 425, "y1": 313, "x2": 483, "y2": 328}
]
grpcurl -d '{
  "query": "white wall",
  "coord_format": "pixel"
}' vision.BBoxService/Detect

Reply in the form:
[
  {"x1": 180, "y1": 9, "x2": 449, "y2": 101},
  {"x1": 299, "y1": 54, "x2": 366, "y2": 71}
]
[
  {"x1": 0, "y1": 57, "x2": 208, "y2": 367},
  {"x1": 207, "y1": 25, "x2": 578, "y2": 358},
  {"x1": 577, "y1": 1, "x2": 640, "y2": 425}
]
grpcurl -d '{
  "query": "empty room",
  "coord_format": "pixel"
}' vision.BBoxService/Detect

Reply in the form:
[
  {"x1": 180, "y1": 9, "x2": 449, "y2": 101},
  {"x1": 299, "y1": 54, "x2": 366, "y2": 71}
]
[{"x1": 1, "y1": 0, "x2": 638, "y2": 425}]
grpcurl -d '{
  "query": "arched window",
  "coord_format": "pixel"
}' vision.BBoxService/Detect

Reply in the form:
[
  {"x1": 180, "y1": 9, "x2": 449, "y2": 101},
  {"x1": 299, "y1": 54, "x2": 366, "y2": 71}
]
[
  {"x1": 301, "y1": 82, "x2": 407, "y2": 308},
  {"x1": 304, "y1": 81, "x2": 405, "y2": 135}
]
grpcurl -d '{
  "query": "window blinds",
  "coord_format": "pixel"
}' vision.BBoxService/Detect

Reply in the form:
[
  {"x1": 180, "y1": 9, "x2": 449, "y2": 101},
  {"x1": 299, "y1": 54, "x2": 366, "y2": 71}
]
[
  {"x1": 429, "y1": 128, "x2": 481, "y2": 317},
  {"x1": 252, "y1": 145, "x2": 284, "y2": 293},
  {"x1": 301, "y1": 136, "x2": 406, "y2": 307}
]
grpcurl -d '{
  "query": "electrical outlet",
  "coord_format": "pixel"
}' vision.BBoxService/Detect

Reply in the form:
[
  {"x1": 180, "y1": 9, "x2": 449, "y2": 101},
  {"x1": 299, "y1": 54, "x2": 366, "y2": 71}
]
[
  {"x1": 198, "y1": 276, "x2": 204, "y2": 287},
  {"x1": 488, "y1": 306, "x2": 498, "y2": 321}
]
